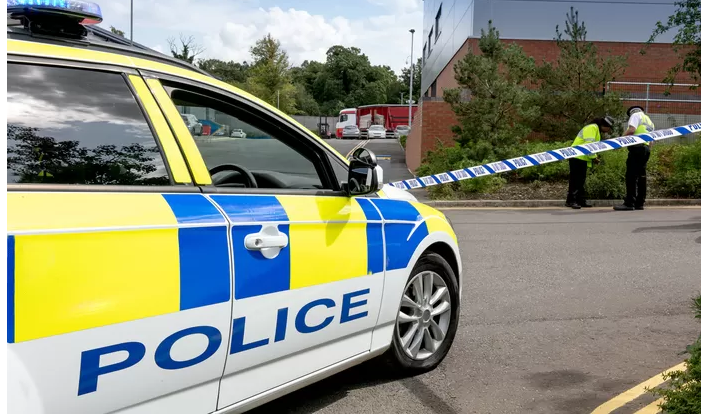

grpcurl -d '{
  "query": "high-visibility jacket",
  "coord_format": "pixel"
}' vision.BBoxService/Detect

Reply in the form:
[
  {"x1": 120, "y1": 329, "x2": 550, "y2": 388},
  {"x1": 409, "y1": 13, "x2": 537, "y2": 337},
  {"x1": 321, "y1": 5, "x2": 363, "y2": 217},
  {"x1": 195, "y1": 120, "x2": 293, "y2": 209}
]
[
  {"x1": 571, "y1": 123, "x2": 601, "y2": 167},
  {"x1": 633, "y1": 112, "x2": 655, "y2": 147}
]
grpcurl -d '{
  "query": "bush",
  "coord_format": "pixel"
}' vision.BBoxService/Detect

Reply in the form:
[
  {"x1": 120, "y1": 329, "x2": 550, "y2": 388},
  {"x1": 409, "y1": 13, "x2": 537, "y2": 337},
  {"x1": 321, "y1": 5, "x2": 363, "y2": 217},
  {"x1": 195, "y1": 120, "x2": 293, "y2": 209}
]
[
  {"x1": 400, "y1": 134, "x2": 407, "y2": 149},
  {"x1": 652, "y1": 139, "x2": 701, "y2": 198},
  {"x1": 650, "y1": 296, "x2": 701, "y2": 414},
  {"x1": 515, "y1": 141, "x2": 572, "y2": 182},
  {"x1": 416, "y1": 143, "x2": 507, "y2": 198},
  {"x1": 584, "y1": 149, "x2": 628, "y2": 199}
]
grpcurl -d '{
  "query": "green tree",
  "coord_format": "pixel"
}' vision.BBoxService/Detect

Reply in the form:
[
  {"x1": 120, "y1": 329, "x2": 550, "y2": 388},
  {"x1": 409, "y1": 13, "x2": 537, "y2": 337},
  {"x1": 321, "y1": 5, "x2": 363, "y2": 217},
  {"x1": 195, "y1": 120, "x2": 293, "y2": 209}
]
[
  {"x1": 532, "y1": 8, "x2": 627, "y2": 140},
  {"x1": 443, "y1": 21, "x2": 539, "y2": 162},
  {"x1": 646, "y1": 0, "x2": 701, "y2": 86},
  {"x1": 110, "y1": 26, "x2": 125, "y2": 37},
  {"x1": 400, "y1": 57, "x2": 422, "y2": 103},
  {"x1": 167, "y1": 34, "x2": 205, "y2": 64},
  {"x1": 197, "y1": 59, "x2": 251, "y2": 85},
  {"x1": 245, "y1": 34, "x2": 297, "y2": 113}
]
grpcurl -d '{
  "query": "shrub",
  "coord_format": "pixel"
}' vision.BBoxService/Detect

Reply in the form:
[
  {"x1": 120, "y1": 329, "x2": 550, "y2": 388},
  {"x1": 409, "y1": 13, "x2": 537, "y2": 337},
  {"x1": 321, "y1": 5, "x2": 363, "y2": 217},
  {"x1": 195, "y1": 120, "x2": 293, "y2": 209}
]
[
  {"x1": 653, "y1": 139, "x2": 701, "y2": 198},
  {"x1": 515, "y1": 140, "x2": 572, "y2": 182},
  {"x1": 416, "y1": 143, "x2": 507, "y2": 198},
  {"x1": 650, "y1": 296, "x2": 701, "y2": 414},
  {"x1": 400, "y1": 135, "x2": 407, "y2": 149},
  {"x1": 584, "y1": 149, "x2": 628, "y2": 199}
]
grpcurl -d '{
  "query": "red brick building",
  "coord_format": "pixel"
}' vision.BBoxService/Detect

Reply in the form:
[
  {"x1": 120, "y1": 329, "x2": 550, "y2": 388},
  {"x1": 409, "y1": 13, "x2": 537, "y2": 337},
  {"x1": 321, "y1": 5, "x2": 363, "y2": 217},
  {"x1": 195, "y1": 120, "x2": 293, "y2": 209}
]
[{"x1": 408, "y1": 0, "x2": 701, "y2": 171}]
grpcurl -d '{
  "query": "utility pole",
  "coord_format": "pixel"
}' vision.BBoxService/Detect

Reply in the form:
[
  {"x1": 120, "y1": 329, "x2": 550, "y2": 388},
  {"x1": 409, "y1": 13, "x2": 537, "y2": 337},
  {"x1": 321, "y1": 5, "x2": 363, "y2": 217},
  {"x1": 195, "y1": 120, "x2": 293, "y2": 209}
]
[
  {"x1": 400, "y1": 92, "x2": 404, "y2": 105},
  {"x1": 130, "y1": 0, "x2": 133, "y2": 45},
  {"x1": 408, "y1": 29, "x2": 415, "y2": 127}
]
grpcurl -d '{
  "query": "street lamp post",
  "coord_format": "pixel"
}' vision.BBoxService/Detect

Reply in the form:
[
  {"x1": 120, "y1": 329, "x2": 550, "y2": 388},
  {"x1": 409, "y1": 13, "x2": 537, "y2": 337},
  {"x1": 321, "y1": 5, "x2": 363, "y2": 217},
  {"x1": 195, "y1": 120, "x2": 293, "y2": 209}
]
[{"x1": 408, "y1": 29, "x2": 415, "y2": 127}]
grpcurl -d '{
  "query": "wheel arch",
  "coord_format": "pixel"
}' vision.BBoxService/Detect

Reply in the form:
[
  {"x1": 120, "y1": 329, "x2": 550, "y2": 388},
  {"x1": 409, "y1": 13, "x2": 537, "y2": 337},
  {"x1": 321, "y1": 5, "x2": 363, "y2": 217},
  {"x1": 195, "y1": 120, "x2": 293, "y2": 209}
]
[{"x1": 421, "y1": 241, "x2": 462, "y2": 300}]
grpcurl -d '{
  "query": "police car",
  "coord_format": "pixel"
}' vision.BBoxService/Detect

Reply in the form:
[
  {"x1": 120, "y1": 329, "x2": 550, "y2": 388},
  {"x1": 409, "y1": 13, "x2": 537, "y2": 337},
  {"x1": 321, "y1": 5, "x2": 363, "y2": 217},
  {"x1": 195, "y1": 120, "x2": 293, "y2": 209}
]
[{"x1": 7, "y1": 1, "x2": 462, "y2": 413}]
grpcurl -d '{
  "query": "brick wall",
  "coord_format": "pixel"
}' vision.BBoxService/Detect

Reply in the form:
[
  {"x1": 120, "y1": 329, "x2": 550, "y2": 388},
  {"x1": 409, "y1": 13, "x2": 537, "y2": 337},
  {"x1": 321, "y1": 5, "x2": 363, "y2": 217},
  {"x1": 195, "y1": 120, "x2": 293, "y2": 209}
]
[{"x1": 407, "y1": 37, "x2": 700, "y2": 170}]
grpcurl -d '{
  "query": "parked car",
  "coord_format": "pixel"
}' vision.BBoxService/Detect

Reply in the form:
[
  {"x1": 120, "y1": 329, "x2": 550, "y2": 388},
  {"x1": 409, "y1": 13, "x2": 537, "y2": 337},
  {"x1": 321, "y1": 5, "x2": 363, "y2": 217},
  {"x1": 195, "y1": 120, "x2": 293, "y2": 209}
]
[
  {"x1": 7, "y1": 2, "x2": 462, "y2": 413},
  {"x1": 181, "y1": 113, "x2": 203, "y2": 136},
  {"x1": 367, "y1": 124, "x2": 386, "y2": 139},
  {"x1": 230, "y1": 128, "x2": 247, "y2": 138},
  {"x1": 342, "y1": 125, "x2": 360, "y2": 139},
  {"x1": 394, "y1": 125, "x2": 410, "y2": 139}
]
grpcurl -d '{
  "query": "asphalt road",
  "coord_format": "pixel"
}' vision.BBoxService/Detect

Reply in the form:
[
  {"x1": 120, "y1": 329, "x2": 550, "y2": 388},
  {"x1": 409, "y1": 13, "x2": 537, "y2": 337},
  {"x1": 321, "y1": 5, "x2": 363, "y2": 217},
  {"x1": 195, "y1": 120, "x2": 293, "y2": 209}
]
[{"x1": 251, "y1": 139, "x2": 701, "y2": 414}]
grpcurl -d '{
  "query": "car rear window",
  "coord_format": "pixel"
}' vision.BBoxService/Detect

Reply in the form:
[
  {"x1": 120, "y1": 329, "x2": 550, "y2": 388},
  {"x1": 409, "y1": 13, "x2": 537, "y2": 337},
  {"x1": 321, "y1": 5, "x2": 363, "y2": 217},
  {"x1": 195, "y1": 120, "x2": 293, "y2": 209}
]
[{"x1": 7, "y1": 63, "x2": 171, "y2": 186}]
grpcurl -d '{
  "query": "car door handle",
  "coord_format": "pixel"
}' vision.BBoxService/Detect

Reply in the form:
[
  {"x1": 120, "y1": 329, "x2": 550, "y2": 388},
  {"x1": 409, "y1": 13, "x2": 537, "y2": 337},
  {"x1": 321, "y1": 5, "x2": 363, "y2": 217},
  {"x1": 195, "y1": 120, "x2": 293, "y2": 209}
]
[{"x1": 244, "y1": 225, "x2": 288, "y2": 259}]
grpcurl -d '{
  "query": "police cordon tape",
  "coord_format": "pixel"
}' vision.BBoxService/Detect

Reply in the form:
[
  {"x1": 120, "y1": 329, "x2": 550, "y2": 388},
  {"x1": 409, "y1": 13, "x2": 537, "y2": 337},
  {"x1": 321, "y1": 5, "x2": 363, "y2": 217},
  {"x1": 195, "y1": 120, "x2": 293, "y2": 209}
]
[{"x1": 389, "y1": 123, "x2": 702, "y2": 190}]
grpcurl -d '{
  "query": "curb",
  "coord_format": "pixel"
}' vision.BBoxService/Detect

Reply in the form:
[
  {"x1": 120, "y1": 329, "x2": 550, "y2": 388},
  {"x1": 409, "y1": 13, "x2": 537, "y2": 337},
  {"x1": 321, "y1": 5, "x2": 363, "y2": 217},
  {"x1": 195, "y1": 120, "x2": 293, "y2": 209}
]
[{"x1": 423, "y1": 199, "x2": 702, "y2": 208}]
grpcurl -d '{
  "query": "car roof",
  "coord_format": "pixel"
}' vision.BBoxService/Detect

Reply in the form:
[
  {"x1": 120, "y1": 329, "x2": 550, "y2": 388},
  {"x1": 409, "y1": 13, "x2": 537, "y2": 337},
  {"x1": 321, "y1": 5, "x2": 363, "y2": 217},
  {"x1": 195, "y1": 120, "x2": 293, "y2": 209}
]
[{"x1": 7, "y1": 18, "x2": 214, "y2": 78}]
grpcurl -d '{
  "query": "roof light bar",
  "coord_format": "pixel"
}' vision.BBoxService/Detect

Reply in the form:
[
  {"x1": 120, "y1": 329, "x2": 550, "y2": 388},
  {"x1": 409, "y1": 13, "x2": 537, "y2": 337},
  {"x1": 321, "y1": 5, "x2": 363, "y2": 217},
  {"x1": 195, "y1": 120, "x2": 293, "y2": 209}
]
[{"x1": 7, "y1": 0, "x2": 103, "y2": 25}]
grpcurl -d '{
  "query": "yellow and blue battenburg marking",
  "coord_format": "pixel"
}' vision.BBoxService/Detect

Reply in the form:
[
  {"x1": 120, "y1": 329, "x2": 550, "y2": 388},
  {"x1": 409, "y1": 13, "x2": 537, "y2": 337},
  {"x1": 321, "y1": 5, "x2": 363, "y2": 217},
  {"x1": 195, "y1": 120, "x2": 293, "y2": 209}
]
[
  {"x1": 7, "y1": 193, "x2": 231, "y2": 344},
  {"x1": 7, "y1": 192, "x2": 448, "y2": 343}
]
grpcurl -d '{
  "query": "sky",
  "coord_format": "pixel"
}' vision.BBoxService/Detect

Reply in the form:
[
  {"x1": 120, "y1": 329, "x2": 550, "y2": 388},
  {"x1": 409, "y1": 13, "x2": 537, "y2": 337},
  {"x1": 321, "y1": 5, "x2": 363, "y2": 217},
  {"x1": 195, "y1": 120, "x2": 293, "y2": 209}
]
[{"x1": 97, "y1": 0, "x2": 424, "y2": 75}]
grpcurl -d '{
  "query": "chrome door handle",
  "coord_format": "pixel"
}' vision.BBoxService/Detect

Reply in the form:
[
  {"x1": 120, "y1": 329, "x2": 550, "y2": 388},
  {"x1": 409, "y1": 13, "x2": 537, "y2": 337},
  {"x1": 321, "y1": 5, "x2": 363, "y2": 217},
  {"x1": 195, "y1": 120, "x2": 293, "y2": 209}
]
[{"x1": 244, "y1": 225, "x2": 288, "y2": 259}]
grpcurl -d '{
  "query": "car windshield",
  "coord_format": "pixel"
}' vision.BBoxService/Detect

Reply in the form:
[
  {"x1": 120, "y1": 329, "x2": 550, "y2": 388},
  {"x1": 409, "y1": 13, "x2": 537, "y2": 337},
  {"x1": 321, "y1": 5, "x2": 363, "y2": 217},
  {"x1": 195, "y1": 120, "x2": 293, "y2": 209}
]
[
  {"x1": 344, "y1": 126, "x2": 357, "y2": 130},
  {"x1": 370, "y1": 125, "x2": 384, "y2": 130},
  {"x1": 397, "y1": 125, "x2": 409, "y2": 131}
]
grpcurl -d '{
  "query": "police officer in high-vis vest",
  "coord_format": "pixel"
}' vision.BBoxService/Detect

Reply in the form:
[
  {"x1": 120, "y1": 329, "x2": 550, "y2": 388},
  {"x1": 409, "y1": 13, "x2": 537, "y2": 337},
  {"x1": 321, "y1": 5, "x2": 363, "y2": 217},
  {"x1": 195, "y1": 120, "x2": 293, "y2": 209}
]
[
  {"x1": 613, "y1": 106, "x2": 655, "y2": 211},
  {"x1": 566, "y1": 116, "x2": 614, "y2": 209}
]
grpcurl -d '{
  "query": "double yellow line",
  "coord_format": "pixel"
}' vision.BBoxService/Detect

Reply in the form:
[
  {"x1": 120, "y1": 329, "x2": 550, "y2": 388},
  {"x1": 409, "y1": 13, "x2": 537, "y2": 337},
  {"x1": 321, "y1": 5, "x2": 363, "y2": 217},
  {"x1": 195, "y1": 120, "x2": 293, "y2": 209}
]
[
  {"x1": 591, "y1": 362, "x2": 686, "y2": 414},
  {"x1": 345, "y1": 139, "x2": 370, "y2": 159}
]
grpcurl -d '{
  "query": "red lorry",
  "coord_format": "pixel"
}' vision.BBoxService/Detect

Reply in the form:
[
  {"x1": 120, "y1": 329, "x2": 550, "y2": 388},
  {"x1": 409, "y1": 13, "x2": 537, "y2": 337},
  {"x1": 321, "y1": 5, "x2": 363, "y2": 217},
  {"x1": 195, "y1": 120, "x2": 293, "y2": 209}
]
[{"x1": 336, "y1": 104, "x2": 418, "y2": 139}]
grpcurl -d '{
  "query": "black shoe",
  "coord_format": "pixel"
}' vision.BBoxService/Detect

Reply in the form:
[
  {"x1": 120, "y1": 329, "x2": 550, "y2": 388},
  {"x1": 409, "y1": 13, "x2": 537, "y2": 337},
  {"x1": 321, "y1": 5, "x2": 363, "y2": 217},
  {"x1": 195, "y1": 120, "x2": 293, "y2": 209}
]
[
  {"x1": 613, "y1": 204, "x2": 635, "y2": 211},
  {"x1": 580, "y1": 202, "x2": 593, "y2": 208},
  {"x1": 567, "y1": 203, "x2": 581, "y2": 209},
  {"x1": 635, "y1": 206, "x2": 644, "y2": 210}
]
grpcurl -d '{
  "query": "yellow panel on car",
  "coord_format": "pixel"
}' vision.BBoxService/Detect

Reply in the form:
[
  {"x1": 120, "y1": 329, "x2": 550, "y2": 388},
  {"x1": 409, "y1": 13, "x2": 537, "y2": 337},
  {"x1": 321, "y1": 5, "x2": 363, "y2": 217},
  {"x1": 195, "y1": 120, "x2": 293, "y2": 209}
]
[
  {"x1": 277, "y1": 196, "x2": 368, "y2": 289},
  {"x1": 8, "y1": 39, "x2": 134, "y2": 67},
  {"x1": 13, "y1": 229, "x2": 180, "y2": 342},
  {"x1": 411, "y1": 202, "x2": 458, "y2": 244},
  {"x1": 7, "y1": 193, "x2": 178, "y2": 232}
]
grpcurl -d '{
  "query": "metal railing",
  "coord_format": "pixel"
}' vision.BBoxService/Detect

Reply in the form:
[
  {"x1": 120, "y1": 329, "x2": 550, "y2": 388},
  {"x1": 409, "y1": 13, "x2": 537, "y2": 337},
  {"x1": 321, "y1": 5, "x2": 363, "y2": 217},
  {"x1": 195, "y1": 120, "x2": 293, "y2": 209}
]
[{"x1": 606, "y1": 81, "x2": 701, "y2": 113}]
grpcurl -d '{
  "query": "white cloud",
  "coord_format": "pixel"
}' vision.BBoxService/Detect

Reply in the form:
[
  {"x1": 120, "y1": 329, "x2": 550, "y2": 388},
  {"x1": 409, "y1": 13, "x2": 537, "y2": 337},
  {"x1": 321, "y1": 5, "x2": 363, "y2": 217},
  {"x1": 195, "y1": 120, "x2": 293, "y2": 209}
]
[{"x1": 99, "y1": 0, "x2": 423, "y2": 74}]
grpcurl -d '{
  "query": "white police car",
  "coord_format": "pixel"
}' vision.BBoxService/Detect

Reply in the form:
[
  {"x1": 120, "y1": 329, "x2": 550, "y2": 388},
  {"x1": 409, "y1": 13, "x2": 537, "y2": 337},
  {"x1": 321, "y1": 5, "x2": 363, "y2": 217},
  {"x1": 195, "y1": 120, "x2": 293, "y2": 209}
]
[{"x1": 7, "y1": 1, "x2": 462, "y2": 413}]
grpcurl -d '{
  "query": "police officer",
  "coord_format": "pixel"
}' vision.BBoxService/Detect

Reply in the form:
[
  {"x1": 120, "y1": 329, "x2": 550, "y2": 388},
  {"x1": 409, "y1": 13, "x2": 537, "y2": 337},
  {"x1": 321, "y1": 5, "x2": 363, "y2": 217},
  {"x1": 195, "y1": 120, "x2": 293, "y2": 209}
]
[
  {"x1": 566, "y1": 116, "x2": 614, "y2": 209},
  {"x1": 613, "y1": 106, "x2": 655, "y2": 211}
]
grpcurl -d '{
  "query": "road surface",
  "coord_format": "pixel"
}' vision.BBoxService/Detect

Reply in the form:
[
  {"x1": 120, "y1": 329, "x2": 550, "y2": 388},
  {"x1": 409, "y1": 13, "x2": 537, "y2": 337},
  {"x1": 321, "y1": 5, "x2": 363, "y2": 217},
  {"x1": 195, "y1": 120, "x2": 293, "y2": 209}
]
[{"x1": 251, "y1": 139, "x2": 701, "y2": 414}]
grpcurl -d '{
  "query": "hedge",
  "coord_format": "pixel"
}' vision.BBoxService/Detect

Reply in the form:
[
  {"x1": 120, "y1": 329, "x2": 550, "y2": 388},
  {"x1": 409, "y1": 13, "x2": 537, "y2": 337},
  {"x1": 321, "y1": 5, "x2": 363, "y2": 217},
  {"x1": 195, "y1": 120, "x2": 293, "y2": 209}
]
[{"x1": 417, "y1": 137, "x2": 701, "y2": 200}]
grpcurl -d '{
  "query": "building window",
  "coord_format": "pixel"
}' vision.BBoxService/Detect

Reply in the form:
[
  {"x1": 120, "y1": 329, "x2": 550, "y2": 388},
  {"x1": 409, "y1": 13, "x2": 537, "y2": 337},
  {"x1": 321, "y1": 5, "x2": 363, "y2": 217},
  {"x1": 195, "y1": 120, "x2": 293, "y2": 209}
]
[
  {"x1": 435, "y1": 5, "x2": 442, "y2": 43},
  {"x1": 422, "y1": 44, "x2": 427, "y2": 63},
  {"x1": 431, "y1": 80, "x2": 437, "y2": 98},
  {"x1": 428, "y1": 28, "x2": 433, "y2": 56}
]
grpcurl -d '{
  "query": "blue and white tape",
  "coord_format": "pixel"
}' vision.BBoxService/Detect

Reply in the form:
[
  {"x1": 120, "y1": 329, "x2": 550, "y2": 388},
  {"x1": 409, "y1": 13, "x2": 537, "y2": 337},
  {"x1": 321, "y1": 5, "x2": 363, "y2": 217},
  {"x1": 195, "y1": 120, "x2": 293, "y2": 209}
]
[{"x1": 390, "y1": 123, "x2": 702, "y2": 190}]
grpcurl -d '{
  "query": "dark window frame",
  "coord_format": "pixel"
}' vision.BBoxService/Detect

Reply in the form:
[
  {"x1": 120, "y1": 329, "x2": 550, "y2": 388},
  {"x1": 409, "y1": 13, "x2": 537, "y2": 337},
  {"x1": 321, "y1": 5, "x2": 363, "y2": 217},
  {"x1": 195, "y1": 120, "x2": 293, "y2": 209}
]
[
  {"x1": 146, "y1": 72, "x2": 350, "y2": 197},
  {"x1": 6, "y1": 58, "x2": 188, "y2": 192},
  {"x1": 435, "y1": 4, "x2": 442, "y2": 43},
  {"x1": 428, "y1": 27, "x2": 434, "y2": 56}
]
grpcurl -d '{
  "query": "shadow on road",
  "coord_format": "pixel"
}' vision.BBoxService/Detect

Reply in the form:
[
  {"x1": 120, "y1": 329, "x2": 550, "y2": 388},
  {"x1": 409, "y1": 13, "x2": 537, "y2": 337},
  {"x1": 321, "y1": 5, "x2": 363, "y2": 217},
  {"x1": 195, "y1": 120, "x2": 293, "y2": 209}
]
[
  {"x1": 632, "y1": 223, "x2": 701, "y2": 233},
  {"x1": 247, "y1": 359, "x2": 457, "y2": 414}
]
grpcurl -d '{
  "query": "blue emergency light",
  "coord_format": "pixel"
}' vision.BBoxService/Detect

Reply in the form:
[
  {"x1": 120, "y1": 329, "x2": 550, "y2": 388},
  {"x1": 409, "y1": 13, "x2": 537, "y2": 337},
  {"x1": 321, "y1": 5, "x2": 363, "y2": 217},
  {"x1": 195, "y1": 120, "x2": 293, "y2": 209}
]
[{"x1": 7, "y1": 0, "x2": 103, "y2": 24}]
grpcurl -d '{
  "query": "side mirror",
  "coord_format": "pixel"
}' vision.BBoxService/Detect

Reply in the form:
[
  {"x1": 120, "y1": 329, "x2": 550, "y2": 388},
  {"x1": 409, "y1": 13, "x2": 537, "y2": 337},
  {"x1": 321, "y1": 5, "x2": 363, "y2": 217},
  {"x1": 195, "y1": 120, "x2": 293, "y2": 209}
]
[{"x1": 346, "y1": 147, "x2": 382, "y2": 196}]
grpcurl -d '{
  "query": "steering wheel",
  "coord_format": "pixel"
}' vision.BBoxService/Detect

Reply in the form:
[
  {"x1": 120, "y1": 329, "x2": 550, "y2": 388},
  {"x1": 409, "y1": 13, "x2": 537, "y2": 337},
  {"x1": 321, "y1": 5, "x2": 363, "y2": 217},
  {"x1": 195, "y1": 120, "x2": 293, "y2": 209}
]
[{"x1": 209, "y1": 164, "x2": 258, "y2": 188}]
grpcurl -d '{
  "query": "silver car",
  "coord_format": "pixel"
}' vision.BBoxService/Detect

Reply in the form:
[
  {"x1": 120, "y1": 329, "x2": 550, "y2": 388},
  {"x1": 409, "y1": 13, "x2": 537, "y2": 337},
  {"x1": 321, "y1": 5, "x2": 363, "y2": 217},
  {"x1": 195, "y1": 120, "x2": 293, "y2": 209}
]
[
  {"x1": 368, "y1": 124, "x2": 386, "y2": 139},
  {"x1": 394, "y1": 125, "x2": 410, "y2": 139},
  {"x1": 181, "y1": 113, "x2": 203, "y2": 136},
  {"x1": 342, "y1": 125, "x2": 360, "y2": 139}
]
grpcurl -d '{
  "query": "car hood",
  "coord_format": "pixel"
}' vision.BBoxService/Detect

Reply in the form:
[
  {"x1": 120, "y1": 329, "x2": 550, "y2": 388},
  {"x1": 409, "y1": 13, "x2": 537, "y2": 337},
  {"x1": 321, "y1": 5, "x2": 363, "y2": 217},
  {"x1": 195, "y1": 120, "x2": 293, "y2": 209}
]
[{"x1": 379, "y1": 183, "x2": 417, "y2": 202}]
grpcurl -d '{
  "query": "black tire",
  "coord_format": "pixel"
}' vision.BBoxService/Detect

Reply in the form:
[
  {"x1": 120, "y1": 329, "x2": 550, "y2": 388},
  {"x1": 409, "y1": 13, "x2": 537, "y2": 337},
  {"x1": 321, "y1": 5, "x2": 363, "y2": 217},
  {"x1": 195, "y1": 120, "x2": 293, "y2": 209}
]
[{"x1": 384, "y1": 252, "x2": 460, "y2": 375}]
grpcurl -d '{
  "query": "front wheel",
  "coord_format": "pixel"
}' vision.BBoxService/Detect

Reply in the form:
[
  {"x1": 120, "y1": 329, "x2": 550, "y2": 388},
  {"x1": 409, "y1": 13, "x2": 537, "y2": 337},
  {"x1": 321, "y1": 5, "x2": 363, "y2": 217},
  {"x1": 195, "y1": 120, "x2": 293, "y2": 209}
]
[{"x1": 385, "y1": 252, "x2": 460, "y2": 374}]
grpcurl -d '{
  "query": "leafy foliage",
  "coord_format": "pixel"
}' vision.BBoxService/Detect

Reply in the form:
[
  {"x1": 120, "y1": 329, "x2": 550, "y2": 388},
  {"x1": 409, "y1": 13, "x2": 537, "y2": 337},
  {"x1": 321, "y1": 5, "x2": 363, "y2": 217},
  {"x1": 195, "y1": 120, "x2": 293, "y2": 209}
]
[
  {"x1": 649, "y1": 295, "x2": 701, "y2": 414},
  {"x1": 244, "y1": 34, "x2": 298, "y2": 113},
  {"x1": 443, "y1": 22, "x2": 539, "y2": 162},
  {"x1": 532, "y1": 8, "x2": 627, "y2": 140},
  {"x1": 646, "y1": 0, "x2": 701, "y2": 86},
  {"x1": 109, "y1": 26, "x2": 125, "y2": 37}
]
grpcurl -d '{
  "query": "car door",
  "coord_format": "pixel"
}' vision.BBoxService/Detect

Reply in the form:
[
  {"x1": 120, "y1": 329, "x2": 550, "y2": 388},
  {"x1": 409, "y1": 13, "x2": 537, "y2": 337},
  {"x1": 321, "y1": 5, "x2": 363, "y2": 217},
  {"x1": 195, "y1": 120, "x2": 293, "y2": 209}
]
[
  {"x1": 6, "y1": 59, "x2": 231, "y2": 413},
  {"x1": 145, "y1": 74, "x2": 386, "y2": 410}
]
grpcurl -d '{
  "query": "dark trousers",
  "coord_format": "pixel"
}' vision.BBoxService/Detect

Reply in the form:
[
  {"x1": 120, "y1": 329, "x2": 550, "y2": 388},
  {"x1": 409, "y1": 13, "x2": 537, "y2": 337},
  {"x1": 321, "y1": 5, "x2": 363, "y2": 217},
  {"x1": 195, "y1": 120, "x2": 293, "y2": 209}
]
[
  {"x1": 624, "y1": 145, "x2": 651, "y2": 207},
  {"x1": 567, "y1": 158, "x2": 588, "y2": 204}
]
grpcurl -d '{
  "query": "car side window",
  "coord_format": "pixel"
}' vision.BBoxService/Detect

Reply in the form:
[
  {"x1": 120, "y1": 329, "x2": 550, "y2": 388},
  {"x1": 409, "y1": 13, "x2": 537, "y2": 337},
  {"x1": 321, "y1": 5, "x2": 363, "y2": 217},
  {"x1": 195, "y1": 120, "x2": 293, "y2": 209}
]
[
  {"x1": 7, "y1": 63, "x2": 170, "y2": 185},
  {"x1": 164, "y1": 85, "x2": 329, "y2": 190}
]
